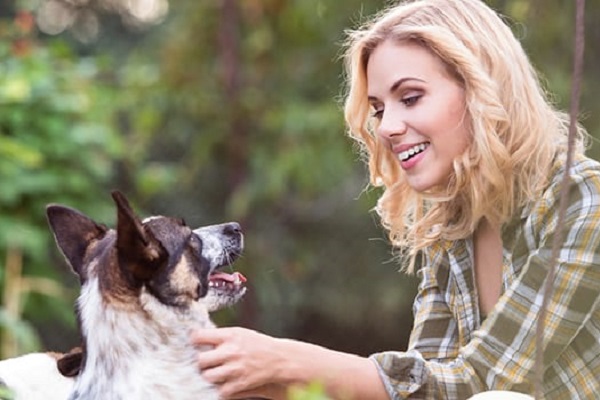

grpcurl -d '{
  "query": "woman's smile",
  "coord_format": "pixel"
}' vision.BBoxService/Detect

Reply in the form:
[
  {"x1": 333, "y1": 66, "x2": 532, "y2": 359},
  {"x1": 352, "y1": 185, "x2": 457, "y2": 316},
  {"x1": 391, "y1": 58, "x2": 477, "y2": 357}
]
[{"x1": 395, "y1": 141, "x2": 430, "y2": 167}]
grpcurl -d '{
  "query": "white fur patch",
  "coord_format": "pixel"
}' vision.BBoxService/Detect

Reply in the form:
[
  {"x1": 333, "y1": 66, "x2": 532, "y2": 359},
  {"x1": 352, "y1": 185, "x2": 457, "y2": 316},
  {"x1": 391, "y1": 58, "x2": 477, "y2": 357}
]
[
  {"x1": 72, "y1": 277, "x2": 219, "y2": 400},
  {"x1": 193, "y1": 225, "x2": 242, "y2": 270},
  {"x1": 0, "y1": 353, "x2": 73, "y2": 400}
]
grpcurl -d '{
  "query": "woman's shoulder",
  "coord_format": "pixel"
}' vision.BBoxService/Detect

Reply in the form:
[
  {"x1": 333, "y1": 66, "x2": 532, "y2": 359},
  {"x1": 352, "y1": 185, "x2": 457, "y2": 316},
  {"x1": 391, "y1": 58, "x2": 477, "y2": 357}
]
[
  {"x1": 516, "y1": 153, "x2": 600, "y2": 222},
  {"x1": 537, "y1": 153, "x2": 600, "y2": 204},
  {"x1": 525, "y1": 153, "x2": 600, "y2": 220},
  {"x1": 550, "y1": 153, "x2": 600, "y2": 186}
]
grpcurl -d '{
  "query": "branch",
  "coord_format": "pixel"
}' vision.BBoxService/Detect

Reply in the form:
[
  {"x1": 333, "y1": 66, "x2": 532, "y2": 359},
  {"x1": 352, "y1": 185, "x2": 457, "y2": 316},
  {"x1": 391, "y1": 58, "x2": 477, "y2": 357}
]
[{"x1": 534, "y1": 0, "x2": 586, "y2": 397}]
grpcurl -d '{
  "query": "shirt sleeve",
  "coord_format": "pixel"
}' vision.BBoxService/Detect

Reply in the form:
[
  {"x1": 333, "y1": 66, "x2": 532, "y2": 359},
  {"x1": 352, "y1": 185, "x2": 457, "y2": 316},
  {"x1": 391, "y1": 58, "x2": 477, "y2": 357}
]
[
  {"x1": 407, "y1": 253, "x2": 460, "y2": 363},
  {"x1": 370, "y1": 165, "x2": 600, "y2": 399}
]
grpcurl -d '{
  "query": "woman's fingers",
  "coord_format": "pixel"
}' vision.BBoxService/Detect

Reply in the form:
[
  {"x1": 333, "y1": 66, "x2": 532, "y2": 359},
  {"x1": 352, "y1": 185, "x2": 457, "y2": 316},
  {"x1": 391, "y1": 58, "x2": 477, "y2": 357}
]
[
  {"x1": 193, "y1": 330, "x2": 242, "y2": 370},
  {"x1": 200, "y1": 363, "x2": 239, "y2": 385},
  {"x1": 200, "y1": 359, "x2": 262, "y2": 396},
  {"x1": 195, "y1": 347, "x2": 227, "y2": 371},
  {"x1": 190, "y1": 327, "x2": 232, "y2": 346}
]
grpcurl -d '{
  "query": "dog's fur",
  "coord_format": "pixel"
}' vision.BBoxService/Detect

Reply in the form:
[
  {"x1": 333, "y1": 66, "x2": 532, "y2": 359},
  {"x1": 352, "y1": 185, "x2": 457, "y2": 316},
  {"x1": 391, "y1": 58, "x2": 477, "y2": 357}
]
[{"x1": 0, "y1": 191, "x2": 245, "y2": 400}]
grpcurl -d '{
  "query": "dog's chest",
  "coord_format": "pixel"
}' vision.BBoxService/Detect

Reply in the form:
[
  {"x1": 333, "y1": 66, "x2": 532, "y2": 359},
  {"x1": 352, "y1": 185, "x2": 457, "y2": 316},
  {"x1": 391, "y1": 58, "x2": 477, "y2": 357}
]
[
  {"x1": 73, "y1": 278, "x2": 219, "y2": 400},
  {"x1": 73, "y1": 355, "x2": 219, "y2": 400}
]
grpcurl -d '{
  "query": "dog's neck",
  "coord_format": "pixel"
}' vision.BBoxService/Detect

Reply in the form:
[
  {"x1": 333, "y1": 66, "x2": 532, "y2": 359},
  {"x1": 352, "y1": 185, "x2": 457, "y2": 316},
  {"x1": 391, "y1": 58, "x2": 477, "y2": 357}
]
[{"x1": 71, "y1": 276, "x2": 219, "y2": 400}]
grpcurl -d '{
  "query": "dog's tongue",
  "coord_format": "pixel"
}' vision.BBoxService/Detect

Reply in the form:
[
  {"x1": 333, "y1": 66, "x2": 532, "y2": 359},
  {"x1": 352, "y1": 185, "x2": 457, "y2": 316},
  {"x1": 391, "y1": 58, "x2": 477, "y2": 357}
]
[{"x1": 210, "y1": 271, "x2": 247, "y2": 283}]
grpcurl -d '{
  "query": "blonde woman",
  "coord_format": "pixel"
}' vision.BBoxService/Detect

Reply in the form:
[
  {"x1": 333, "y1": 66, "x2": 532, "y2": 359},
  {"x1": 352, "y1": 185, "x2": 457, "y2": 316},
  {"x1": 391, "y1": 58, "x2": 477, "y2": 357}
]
[{"x1": 191, "y1": 0, "x2": 600, "y2": 399}]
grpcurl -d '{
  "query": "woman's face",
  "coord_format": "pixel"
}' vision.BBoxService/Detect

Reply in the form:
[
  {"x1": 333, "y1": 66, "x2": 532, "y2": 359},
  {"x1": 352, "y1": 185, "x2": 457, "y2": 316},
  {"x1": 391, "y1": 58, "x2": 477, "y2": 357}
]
[{"x1": 366, "y1": 40, "x2": 470, "y2": 192}]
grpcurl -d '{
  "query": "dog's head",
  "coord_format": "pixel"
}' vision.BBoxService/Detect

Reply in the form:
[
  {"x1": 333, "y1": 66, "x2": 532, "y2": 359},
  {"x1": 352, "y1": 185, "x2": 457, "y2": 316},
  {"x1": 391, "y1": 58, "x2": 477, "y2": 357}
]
[
  {"x1": 46, "y1": 191, "x2": 246, "y2": 310},
  {"x1": 48, "y1": 191, "x2": 246, "y2": 379}
]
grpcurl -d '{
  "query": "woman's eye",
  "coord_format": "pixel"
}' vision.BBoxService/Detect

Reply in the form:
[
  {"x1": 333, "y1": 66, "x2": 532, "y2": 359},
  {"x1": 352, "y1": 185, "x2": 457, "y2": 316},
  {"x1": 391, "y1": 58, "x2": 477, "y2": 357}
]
[
  {"x1": 372, "y1": 109, "x2": 384, "y2": 119},
  {"x1": 401, "y1": 95, "x2": 421, "y2": 106}
]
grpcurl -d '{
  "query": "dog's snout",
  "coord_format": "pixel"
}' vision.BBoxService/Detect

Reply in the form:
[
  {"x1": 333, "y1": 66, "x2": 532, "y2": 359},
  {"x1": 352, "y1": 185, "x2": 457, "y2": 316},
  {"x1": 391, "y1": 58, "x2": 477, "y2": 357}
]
[
  {"x1": 224, "y1": 222, "x2": 242, "y2": 236},
  {"x1": 193, "y1": 222, "x2": 242, "y2": 239},
  {"x1": 193, "y1": 222, "x2": 243, "y2": 270}
]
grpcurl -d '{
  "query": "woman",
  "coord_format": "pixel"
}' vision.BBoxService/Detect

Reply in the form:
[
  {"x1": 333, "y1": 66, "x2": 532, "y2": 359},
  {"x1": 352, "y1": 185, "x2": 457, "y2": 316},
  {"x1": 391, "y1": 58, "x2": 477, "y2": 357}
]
[{"x1": 192, "y1": 0, "x2": 600, "y2": 398}]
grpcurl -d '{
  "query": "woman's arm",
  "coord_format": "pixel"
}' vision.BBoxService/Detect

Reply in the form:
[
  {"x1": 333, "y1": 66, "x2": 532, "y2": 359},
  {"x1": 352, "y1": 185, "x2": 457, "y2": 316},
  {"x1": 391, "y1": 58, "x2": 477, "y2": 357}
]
[{"x1": 191, "y1": 327, "x2": 389, "y2": 399}]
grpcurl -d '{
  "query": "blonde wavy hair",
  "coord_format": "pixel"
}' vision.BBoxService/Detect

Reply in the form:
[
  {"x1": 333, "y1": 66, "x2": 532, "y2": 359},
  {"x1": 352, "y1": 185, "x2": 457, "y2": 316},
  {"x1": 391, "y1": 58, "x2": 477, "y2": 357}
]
[{"x1": 342, "y1": 0, "x2": 587, "y2": 272}]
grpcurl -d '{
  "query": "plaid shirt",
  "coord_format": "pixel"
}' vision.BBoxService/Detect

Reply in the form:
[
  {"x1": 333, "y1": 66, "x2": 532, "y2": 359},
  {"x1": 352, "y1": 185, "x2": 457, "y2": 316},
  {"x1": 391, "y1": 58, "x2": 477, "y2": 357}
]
[{"x1": 370, "y1": 154, "x2": 600, "y2": 399}]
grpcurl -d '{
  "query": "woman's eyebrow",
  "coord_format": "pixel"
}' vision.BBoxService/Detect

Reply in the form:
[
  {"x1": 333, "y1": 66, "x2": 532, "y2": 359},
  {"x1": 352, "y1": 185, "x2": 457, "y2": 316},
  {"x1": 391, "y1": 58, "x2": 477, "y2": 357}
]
[
  {"x1": 368, "y1": 77, "x2": 426, "y2": 101},
  {"x1": 390, "y1": 77, "x2": 425, "y2": 93}
]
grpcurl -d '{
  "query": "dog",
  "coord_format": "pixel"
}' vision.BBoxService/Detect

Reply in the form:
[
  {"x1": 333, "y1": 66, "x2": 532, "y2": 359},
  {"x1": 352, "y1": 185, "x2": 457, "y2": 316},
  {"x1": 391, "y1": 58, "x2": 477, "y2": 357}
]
[{"x1": 0, "y1": 191, "x2": 246, "y2": 400}]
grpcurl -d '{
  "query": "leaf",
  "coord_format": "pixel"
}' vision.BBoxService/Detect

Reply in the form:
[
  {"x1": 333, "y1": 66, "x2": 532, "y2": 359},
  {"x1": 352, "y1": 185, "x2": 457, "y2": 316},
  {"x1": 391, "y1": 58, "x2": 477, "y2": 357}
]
[{"x1": 288, "y1": 382, "x2": 332, "y2": 400}]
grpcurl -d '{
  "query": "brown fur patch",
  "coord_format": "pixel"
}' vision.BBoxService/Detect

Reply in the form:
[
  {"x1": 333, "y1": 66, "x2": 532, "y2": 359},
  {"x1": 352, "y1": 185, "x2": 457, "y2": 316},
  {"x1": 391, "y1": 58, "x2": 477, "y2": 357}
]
[{"x1": 171, "y1": 257, "x2": 202, "y2": 301}]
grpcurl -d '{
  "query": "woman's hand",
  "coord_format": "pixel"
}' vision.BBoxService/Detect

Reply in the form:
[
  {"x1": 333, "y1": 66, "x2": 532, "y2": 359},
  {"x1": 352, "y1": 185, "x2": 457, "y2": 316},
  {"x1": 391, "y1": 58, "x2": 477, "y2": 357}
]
[{"x1": 191, "y1": 327, "x2": 290, "y2": 399}]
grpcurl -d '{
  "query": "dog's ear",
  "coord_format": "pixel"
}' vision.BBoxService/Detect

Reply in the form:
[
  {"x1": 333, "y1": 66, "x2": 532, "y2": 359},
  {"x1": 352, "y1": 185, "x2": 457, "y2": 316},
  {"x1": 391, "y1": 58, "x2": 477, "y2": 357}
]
[
  {"x1": 46, "y1": 204, "x2": 108, "y2": 278},
  {"x1": 56, "y1": 347, "x2": 83, "y2": 377},
  {"x1": 112, "y1": 191, "x2": 167, "y2": 281}
]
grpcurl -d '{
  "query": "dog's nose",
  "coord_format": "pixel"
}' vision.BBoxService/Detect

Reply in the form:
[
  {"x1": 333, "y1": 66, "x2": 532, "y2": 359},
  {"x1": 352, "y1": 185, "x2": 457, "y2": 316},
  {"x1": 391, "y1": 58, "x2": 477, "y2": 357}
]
[{"x1": 224, "y1": 222, "x2": 242, "y2": 236}]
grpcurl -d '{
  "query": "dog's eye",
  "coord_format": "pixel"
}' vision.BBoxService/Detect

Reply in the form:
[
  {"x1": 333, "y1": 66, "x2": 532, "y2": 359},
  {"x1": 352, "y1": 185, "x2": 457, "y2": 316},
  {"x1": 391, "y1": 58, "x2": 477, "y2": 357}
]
[{"x1": 189, "y1": 234, "x2": 201, "y2": 251}]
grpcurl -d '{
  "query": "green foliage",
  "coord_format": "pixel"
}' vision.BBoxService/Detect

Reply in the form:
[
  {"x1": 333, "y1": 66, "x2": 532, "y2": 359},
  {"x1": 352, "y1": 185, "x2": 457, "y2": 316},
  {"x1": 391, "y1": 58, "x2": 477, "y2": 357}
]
[
  {"x1": 0, "y1": 309, "x2": 40, "y2": 354},
  {"x1": 0, "y1": 0, "x2": 598, "y2": 361},
  {"x1": 288, "y1": 382, "x2": 332, "y2": 400},
  {"x1": 0, "y1": 385, "x2": 15, "y2": 400},
  {"x1": 0, "y1": 14, "x2": 123, "y2": 355},
  {"x1": 0, "y1": 39, "x2": 122, "y2": 254}
]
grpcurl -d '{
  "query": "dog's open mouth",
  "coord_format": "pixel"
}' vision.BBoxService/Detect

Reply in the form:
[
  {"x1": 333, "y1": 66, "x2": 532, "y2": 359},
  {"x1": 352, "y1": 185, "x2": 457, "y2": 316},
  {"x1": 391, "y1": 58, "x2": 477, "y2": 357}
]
[
  {"x1": 208, "y1": 271, "x2": 246, "y2": 294},
  {"x1": 205, "y1": 271, "x2": 247, "y2": 312}
]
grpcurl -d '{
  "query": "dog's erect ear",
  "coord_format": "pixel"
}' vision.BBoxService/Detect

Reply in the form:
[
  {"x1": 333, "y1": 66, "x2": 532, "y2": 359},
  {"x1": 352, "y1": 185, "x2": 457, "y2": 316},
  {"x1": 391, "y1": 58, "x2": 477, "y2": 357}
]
[
  {"x1": 112, "y1": 191, "x2": 167, "y2": 281},
  {"x1": 46, "y1": 204, "x2": 108, "y2": 277}
]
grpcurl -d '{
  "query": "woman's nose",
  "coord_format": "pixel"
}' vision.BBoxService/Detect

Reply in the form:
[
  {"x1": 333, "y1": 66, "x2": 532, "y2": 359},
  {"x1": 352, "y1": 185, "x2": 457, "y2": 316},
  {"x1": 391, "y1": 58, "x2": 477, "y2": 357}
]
[{"x1": 376, "y1": 111, "x2": 407, "y2": 141}]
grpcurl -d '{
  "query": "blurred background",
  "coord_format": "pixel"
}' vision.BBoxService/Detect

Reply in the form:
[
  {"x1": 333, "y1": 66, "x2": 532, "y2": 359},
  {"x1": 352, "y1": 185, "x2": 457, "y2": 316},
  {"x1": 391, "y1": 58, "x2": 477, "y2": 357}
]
[{"x1": 0, "y1": 0, "x2": 598, "y2": 361}]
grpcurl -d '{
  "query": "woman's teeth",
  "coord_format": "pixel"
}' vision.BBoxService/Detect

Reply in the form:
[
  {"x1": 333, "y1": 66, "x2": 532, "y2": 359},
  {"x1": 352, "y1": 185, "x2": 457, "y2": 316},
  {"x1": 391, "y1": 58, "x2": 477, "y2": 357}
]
[{"x1": 399, "y1": 143, "x2": 429, "y2": 161}]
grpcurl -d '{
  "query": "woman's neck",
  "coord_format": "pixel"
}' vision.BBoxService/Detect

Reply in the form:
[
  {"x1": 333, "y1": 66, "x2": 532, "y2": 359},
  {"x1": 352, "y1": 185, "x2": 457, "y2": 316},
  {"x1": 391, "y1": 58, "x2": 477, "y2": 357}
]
[{"x1": 473, "y1": 218, "x2": 503, "y2": 317}]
